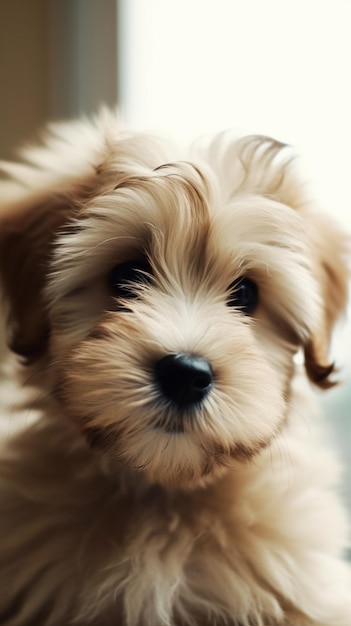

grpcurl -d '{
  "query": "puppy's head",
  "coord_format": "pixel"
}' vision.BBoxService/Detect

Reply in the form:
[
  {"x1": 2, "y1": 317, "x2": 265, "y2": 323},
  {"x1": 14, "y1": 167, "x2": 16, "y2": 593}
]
[{"x1": 0, "y1": 113, "x2": 349, "y2": 487}]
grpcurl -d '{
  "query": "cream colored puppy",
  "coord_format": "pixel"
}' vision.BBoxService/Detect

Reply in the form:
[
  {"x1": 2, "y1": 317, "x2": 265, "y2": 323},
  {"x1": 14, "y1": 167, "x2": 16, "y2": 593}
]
[{"x1": 0, "y1": 111, "x2": 350, "y2": 626}]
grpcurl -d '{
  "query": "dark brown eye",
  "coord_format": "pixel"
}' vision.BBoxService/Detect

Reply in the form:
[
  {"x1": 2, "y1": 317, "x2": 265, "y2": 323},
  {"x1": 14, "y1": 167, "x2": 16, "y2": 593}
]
[
  {"x1": 108, "y1": 260, "x2": 153, "y2": 299},
  {"x1": 227, "y1": 277, "x2": 258, "y2": 314}
]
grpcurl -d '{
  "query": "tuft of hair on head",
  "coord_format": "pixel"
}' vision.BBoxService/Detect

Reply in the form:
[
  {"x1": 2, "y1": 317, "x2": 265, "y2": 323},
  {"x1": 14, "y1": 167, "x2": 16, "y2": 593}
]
[{"x1": 194, "y1": 132, "x2": 350, "y2": 388}]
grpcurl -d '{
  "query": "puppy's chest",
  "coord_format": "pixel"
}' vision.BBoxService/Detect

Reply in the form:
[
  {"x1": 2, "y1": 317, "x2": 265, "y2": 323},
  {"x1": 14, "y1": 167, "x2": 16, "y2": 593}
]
[{"x1": 88, "y1": 483, "x2": 251, "y2": 623}]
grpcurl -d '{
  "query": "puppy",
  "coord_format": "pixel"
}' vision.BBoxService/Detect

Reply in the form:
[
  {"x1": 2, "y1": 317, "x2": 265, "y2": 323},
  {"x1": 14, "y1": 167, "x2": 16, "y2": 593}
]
[{"x1": 0, "y1": 110, "x2": 350, "y2": 626}]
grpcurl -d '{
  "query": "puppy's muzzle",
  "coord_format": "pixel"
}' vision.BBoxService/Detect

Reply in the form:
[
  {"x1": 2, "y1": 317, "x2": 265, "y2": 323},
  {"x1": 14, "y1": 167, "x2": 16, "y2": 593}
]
[{"x1": 154, "y1": 353, "x2": 214, "y2": 408}]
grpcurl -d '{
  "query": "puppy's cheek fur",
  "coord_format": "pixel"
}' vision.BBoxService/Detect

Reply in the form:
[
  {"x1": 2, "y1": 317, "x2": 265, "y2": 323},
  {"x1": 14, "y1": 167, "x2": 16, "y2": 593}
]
[{"x1": 54, "y1": 312, "x2": 287, "y2": 487}]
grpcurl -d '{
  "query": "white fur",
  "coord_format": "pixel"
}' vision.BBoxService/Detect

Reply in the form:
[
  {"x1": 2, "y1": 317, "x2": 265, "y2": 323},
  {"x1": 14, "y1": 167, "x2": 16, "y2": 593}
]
[{"x1": 0, "y1": 110, "x2": 350, "y2": 625}]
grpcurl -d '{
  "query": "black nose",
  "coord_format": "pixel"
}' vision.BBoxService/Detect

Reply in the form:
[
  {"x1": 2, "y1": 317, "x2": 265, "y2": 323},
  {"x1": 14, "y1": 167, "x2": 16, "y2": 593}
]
[{"x1": 154, "y1": 353, "x2": 214, "y2": 408}]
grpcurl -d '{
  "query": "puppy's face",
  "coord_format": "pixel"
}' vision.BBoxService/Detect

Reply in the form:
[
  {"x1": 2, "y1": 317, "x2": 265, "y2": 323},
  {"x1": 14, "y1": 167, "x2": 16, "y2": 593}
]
[{"x1": 0, "y1": 119, "x2": 348, "y2": 487}]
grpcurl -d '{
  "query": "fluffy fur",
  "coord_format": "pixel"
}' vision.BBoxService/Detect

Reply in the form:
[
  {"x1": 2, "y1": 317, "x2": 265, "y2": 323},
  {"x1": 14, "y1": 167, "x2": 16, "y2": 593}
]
[{"x1": 0, "y1": 110, "x2": 350, "y2": 625}]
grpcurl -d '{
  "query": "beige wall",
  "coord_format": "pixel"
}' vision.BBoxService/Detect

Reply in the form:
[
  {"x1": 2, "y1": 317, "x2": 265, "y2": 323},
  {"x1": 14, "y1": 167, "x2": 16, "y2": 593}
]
[
  {"x1": 0, "y1": 0, "x2": 50, "y2": 361},
  {"x1": 0, "y1": 0, "x2": 50, "y2": 159},
  {"x1": 0, "y1": 0, "x2": 118, "y2": 160},
  {"x1": 0, "y1": 0, "x2": 118, "y2": 360}
]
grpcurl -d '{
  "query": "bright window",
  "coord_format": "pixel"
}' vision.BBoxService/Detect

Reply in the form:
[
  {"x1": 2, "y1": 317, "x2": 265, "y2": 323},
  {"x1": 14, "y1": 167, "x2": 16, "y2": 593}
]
[{"x1": 119, "y1": 0, "x2": 351, "y2": 225}]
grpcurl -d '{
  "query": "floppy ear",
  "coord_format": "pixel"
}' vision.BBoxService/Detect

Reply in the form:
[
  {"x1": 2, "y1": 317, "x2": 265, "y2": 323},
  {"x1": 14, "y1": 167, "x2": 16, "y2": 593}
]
[
  {"x1": 1, "y1": 193, "x2": 76, "y2": 360},
  {"x1": 240, "y1": 136, "x2": 350, "y2": 388},
  {"x1": 194, "y1": 132, "x2": 350, "y2": 388},
  {"x1": 302, "y1": 211, "x2": 350, "y2": 388},
  {"x1": 236, "y1": 135, "x2": 350, "y2": 388},
  {"x1": 0, "y1": 120, "x2": 106, "y2": 362}
]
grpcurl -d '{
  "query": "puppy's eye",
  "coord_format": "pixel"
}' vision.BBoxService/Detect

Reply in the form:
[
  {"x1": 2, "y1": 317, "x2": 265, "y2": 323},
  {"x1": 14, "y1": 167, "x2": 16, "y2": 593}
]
[
  {"x1": 227, "y1": 277, "x2": 258, "y2": 314},
  {"x1": 108, "y1": 260, "x2": 153, "y2": 299}
]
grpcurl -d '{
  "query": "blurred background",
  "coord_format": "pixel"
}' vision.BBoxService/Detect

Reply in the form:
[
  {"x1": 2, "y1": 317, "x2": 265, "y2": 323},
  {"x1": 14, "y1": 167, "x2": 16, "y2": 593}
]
[{"x1": 0, "y1": 0, "x2": 350, "y2": 503}]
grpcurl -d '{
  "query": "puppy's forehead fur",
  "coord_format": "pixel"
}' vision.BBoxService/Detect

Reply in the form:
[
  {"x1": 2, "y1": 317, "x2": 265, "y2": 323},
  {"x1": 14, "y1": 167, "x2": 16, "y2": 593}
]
[
  {"x1": 45, "y1": 166, "x2": 209, "y2": 316},
  {"x1": 48, "y1": 157, "x2": 319, "y2": 348}
]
